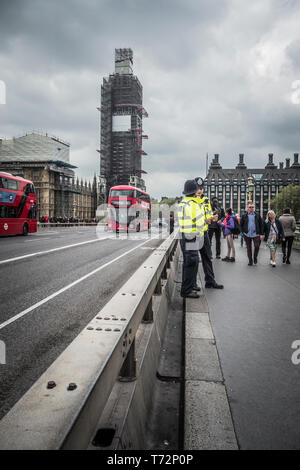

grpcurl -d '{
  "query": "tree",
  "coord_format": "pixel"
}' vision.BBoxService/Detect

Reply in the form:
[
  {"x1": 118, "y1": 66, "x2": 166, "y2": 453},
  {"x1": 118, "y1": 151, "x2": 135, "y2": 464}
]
[{"x1": 270, "y1": 185, "x2": 300, "y2": 220}]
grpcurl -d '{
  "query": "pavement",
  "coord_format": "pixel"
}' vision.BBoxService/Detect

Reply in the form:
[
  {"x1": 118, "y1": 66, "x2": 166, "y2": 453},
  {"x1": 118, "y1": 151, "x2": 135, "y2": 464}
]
[
  {"x1": 202, "y1": 237, "x2": 300, "y2": 449},
  {"x1": 0, "y1": 226, "x2": 169, "y2": 420}
]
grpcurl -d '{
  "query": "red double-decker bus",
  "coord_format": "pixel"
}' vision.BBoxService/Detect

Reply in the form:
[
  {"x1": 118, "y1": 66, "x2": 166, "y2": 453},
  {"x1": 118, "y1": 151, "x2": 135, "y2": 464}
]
[
  {"x1": 108, "y1": 185, "x2": 151, "y2": 232},
  {"x1": 0, "y1": 172, "x2": 37, "y2": 236}
]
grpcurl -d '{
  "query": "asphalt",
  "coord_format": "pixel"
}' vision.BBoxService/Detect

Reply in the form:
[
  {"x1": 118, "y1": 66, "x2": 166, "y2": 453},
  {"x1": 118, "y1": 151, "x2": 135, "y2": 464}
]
[
  {"x1": 0, "y1": 226, "x2": 168, "y2": 420},
  {"x1": 203, "y1": 236, "x2": 300, "y2": 450}
]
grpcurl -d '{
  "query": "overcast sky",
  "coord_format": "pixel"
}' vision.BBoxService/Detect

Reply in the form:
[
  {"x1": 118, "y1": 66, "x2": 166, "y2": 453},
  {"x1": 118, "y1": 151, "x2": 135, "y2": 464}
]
[{"x1": 0, "y1": 0, "x2": 300, "y2": 198}]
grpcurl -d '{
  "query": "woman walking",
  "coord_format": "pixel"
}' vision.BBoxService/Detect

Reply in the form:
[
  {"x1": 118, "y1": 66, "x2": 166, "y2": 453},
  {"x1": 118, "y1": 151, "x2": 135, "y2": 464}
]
[
  {"x1": 264, "y1": 210, "x2": 285, "y2": 267},
  {"x1": 221, "y1": 208, "x2": 236, "y2": 262},
  {"x1": 279, "y1": 208, "x2": 296, "y2": 264}
]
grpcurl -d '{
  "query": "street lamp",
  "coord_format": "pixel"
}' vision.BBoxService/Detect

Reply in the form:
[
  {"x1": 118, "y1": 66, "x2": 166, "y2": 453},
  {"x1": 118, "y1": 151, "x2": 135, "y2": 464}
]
[{"x1": 247, "y1": 176, "x2": 254, "y2": 203}]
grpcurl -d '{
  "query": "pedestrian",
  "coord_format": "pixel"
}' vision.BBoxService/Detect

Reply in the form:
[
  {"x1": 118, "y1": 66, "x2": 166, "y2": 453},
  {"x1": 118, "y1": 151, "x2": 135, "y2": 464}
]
[
  {"x1": 169, "y1": 212, "x2": 175, "y2": 234},
  {"x1": 208, "y1": 197, "x2": 225, "y2": 259},
  {"x1": 264, "y1": 210, "x2": 285, "y2": 267},
  {"x1": 194, "y1": 177, "x2": 224, "y2": 289},
  {"x1": 279, "y1": 208, "x2": 296, "y2": 264},
  {"x1": 178, "y1": 179, "x2": 206, "y2": 298},
  {"x1": 240, "y1": 202, "x2": 265, "y2": 266},
  {"x1": 221, "y1": 208, "x2": 236, "y2": 262}
]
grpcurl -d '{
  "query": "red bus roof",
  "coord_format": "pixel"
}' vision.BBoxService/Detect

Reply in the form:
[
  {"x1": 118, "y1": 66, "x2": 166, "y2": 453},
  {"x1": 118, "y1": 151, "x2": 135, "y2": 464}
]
[
  {"x1": 109, "y1": 185, "x2": 150, "y2": 196},
  {"x1": 0, "y1": 172, "x2": 34, "y2": 185}
]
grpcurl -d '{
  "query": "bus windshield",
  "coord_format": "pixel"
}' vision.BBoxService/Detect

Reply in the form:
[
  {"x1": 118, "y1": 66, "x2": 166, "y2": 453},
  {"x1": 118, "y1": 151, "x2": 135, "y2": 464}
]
[{"x1": 110, "y1": 189, "x2": 135, "y2": 198}]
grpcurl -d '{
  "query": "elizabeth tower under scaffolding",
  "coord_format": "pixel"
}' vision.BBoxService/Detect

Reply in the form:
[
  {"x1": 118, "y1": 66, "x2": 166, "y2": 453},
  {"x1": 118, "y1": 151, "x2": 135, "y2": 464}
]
[{"x1": 98, "y1": 48, "x2": 149, "y2": 202}]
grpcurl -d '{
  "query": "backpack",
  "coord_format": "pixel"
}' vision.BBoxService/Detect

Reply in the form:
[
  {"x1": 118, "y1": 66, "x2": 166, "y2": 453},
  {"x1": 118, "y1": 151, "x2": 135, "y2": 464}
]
[{"x1": 231, "y1": 216, "x2": 241, "y2": 235}]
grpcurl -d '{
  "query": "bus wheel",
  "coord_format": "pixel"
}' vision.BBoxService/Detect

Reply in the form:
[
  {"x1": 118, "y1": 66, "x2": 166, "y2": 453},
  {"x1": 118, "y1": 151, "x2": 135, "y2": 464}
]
[{"x1": 22, "y1": 224, "x2": 29, "y2": 236}]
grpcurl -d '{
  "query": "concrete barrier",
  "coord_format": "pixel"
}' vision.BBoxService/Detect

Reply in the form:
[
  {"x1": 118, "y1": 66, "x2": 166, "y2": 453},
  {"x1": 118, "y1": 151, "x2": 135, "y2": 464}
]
[
  {"x1": 294, "y1": 230, "x2": 300, "y2": 250},
  {"x1": 37, "y1": 222, "x2": 99, "y2": 231},
  {"x1": 87, "y1": 244, "x2": 180, "y2": 450}
]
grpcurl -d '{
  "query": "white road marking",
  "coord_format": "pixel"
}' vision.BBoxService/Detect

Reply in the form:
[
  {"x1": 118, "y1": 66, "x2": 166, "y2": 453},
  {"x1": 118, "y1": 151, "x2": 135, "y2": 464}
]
[
  {"x1": 0, "y1": 239, "x2": 150, "y2": 331},
  {"x1": 0, "y1": 237, "x2": 109, "y2": 265}
]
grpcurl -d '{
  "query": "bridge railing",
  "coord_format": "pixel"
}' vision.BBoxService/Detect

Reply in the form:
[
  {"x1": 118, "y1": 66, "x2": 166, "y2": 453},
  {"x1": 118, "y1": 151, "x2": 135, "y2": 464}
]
[
  {"x1": 37, "y1": 222, "x2": 98, "y2": 229},
  {"x1": 294, "y1": 230, "x2": 300, "y2": 250},
  {"x1": 0, "y1": 231, "x2": 179, "y2": 450}
]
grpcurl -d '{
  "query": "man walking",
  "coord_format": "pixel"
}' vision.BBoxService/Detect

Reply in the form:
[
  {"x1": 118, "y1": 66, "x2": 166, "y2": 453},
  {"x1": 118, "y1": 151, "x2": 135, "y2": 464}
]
[
  {"x1": 178, "y1": 180, "x2": 206, "y2": 298},
  {"x1": 240, "y1": 202, "x2": 264, "y2": 266},
  {"x1": 195, "y1": 177, "x2": 224, "y2": 289},
  {"x1": 208, "y1": 197, "x2": 225, "y2": 259}
]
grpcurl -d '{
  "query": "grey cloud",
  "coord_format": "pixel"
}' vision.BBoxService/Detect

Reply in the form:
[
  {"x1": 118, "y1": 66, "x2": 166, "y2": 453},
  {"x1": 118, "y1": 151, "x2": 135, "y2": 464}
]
[
  {"x1": 1, "y1": 0, "x2": 300, "y2": 198},
  {"x1": 286, "y1": 39, "x2": 300, "y2": 72}
]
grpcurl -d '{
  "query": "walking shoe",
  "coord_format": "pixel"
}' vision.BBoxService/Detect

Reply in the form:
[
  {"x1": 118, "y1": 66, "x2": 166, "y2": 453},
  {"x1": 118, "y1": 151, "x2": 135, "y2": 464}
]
[
  {"x1": 254, "y1": 257, "x2": 257, "y2": 265},
  {"x1": 286, "y1": 259, "x2": 291, "y2": 264},
  {"x1": 216, "y1": 255, "x2": 221, "y2": 259},
  {"x1": 205, "y1": 283, "x2": 224, "y2": 289},
  {"x1": 283, "y1": 255, "x2": 286, "y2": 263},
  {"x1": 192, "y1": 285, "x2": 201, "y2": 291},
  {"x1": 248, "y1": 261, "x2": 253, "y2": 266},
  {"x1": 272, "y1": 261, "x2": 276, "y2": 267},
  {"x1": 222, "y1": 256, "x2": 230, "y2": 262},
  {"x1": 181, "y1": 292, "x2": 200, "y2": 299},
  {"x1": 229, "y1": 257, "x2": 235, "y2": 262}
]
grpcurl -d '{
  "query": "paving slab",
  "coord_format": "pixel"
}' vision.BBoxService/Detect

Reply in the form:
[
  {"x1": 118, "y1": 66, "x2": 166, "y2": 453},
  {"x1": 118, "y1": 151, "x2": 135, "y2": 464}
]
[
  {"x1": 185, "y1": 295, "x2": 209, "y2": 313},
  {"x1": 185, "y1": 339, "x2": 223, "y2": 382},
  {"x1": 185, "y1": 312, "x2": 214, "y2": 340},
  {"x1": 185, "y1": 380, "x2": 238, "y2": 450}
]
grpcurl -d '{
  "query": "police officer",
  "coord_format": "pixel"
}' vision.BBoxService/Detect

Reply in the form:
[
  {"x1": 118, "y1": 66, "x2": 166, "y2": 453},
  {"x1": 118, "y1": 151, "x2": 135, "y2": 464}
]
[
  {"x1": 195, "y1": 177, "x2": 224, "y2": 289},
  {"x1": 209, "y1": 197, "x2": 225, "y2": 258},
  {"x1": 178, "y1": 180, "x2": 206, "y2": 298}
]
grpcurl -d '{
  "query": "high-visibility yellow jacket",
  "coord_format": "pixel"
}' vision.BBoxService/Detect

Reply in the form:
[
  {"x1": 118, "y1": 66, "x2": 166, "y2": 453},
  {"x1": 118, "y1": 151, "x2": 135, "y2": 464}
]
[
  {"x1": 197, "y1": 196, "x2": 214, "y2": 232},
  {"x1": 178, "y1": 197, "x2": 206, "y2": 237}
]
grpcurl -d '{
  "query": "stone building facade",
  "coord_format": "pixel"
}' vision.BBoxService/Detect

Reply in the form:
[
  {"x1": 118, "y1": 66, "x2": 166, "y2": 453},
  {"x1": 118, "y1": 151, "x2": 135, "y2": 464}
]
[
  {"x1": 0, "y1": 133, "x2": 97, "y2": 219},
  {"x1": 204, "y1": 153, "x2": 300, "y2": 217}
]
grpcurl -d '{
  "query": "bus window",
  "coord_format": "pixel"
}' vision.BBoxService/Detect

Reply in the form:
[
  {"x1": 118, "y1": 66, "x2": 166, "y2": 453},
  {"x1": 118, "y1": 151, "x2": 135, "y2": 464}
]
[
  {"x1": 7, "y1": 207, "x2": 17, "y2": 218},
  {"x1": 0, "y1": 178, "x2": 20, "y2": 190}
]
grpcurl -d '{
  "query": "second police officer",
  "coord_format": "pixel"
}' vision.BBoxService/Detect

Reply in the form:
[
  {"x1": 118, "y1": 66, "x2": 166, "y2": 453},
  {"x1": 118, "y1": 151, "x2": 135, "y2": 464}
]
[{"x1": 195, "y1": 177, "x2": 224, "y2": 289}]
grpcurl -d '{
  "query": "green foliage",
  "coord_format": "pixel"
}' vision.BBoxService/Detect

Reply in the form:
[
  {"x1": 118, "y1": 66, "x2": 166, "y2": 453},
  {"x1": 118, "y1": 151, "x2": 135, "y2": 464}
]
[
  {"x1": 159, "y1": 198, "x2": 179, "y2": 206},
  {"x1": 270, "y1": 185, "x2": 300, "y2": 220}
]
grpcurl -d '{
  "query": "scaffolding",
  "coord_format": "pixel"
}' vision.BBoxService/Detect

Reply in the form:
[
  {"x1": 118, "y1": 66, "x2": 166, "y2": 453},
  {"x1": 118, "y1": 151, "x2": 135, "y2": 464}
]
[{"x1": 99, "y1": 49, "x2": 148, "y2": 198}]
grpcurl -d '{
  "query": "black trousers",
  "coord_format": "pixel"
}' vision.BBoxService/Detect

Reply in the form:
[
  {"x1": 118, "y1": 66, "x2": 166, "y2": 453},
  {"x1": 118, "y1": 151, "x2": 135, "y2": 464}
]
[
  {"x1": 282, "y1": 236, "x2": 294, "y2": 260},
  {"x1": 244, "y1": 235, "x2": 261, "y2": 262},
  {"x1": 180, "y1": 238, "x2": 199, "y2": 296},
  {"x1": 199, "y1": 232, "x2": 215, "y2": 285},
  {"x1": 208, "y1": 227, "x2": 221, "y2": 256}
]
